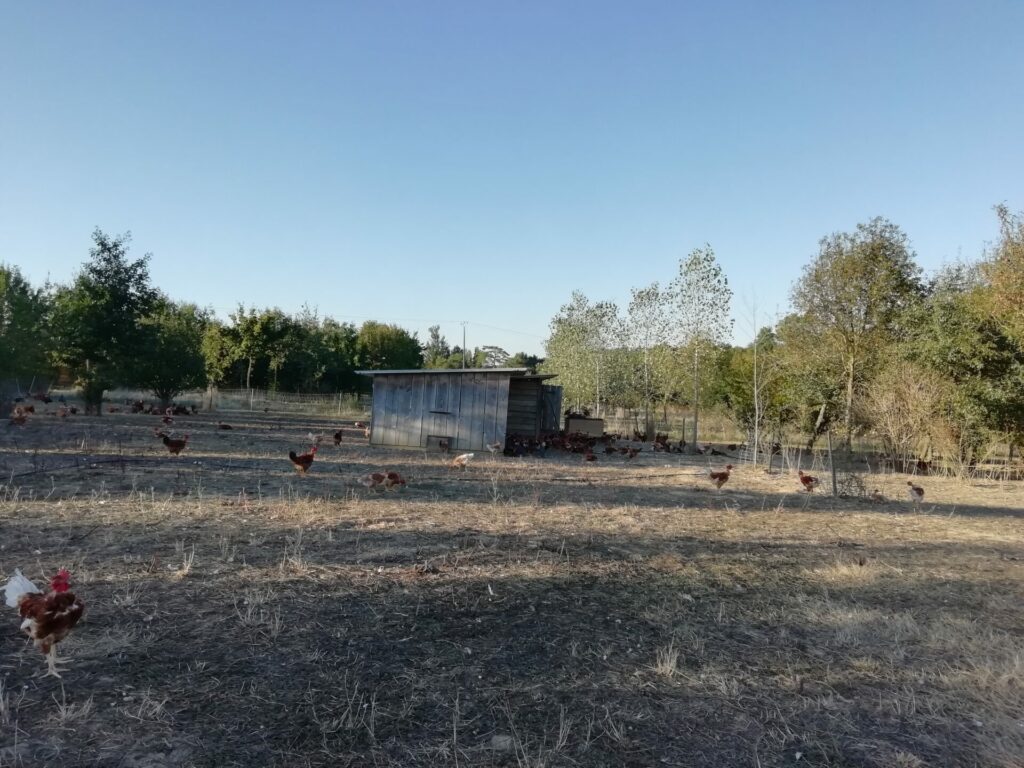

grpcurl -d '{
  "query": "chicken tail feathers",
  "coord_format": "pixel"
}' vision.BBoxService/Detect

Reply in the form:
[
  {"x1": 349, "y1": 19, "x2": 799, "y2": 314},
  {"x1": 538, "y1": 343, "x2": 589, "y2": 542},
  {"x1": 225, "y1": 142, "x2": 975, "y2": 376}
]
[{"x1": 4, "y1": 569, "x2": 40, "y2": 608}]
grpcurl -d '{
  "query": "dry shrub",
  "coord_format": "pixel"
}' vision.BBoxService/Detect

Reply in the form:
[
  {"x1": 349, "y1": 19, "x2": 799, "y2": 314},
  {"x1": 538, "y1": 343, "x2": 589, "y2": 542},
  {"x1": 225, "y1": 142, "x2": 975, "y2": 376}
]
[{"x1": 861, "y1": 361, "x2": 946, "y2": 469}]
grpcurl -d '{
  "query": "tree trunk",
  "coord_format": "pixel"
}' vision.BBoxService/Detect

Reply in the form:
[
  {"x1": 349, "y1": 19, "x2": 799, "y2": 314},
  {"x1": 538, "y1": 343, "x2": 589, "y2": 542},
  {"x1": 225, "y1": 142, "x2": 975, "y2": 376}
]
[
  {"x1": 688, "y1": 346, "x2": 699, "y2": 453},
  {"x1": 245, "y1": 356, "x2": 254, "y2": 390},
  {"x1": 843, "y1": 360, "x2": 855, "y2": 451},
  {"x1": 805, "y1": 402, "x2": 828, "y2": 452}
]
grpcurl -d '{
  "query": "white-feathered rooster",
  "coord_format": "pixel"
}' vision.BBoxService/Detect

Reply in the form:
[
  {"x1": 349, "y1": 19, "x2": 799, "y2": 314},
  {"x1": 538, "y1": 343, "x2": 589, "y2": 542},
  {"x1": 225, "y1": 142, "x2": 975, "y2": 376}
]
[{"x1": 4, "y1": 568, "x2": 85, "y2": 678}]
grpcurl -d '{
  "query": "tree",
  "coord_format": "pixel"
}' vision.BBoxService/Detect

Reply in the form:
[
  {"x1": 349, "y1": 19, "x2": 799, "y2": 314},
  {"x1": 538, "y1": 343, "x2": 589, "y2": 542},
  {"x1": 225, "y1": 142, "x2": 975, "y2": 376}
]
[
  {"x1": 621, "y1": 284, "x2": 673, "y2": 438},
  {"x1": 507, "y1": 351, "x2": 542, "y2": 371},
  {"x1": 229, "y1": 306, "x2": 273, "y2": 390},
  {"x1": 49, "y1": 229, "x2": 157, "y2": 413},
  {"x1": 422, "y1": 326, "x2": 452, "y2": 368},
  {"x1": 356, "y1": 321, "x2": 422, "y2": 372},
  {"x1": 136, "y1": 300, "x2": 210, "y2": 406},
  {"x1": 902, "y1": 263, "x2": 1024, "y2": 467},
  {"x1": 716, "y1": 327, "x2": 789, "y2": 462},
  {"x1": 671, "y1": 246, "x2": 733, "y2": 452},
  {"x1": 542, "y1": 292, "x2": 619, "y2": 414},
  {"x1": 479, "y1": 345, "x2": 510, "y2": 368},
  {"x1": 981, "y1": 204, "x2": 1024, "y2": 351},
  {"x1": 789, "y1": 218, "x2": 923, "y2": 448},
  {"x1": 201, "y1": 320, "x2": 238, "y2": 388},
  {"x1": 0, "y1": 264, "x2": 51, "y2": 381}
]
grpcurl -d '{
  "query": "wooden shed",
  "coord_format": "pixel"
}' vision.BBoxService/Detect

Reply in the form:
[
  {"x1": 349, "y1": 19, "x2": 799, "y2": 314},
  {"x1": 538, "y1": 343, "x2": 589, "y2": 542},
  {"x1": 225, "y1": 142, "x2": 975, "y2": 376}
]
[{"x1": 357, "y1": 368, "x2": 562, "y2": 452}]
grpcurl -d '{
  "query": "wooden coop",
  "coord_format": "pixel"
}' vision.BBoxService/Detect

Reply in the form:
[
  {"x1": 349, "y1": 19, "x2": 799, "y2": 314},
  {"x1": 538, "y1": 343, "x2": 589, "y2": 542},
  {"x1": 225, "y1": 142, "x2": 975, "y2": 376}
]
[{"x1": 357, "y1": 368, "x2": 562, "y2": 452}]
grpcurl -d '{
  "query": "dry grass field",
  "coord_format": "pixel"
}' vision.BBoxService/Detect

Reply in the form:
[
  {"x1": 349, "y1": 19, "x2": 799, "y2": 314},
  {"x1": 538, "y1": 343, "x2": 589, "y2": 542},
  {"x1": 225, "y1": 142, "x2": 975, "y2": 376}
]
[{"x1": 1, "y1": 409, "x2": 1022, "y2": 767}]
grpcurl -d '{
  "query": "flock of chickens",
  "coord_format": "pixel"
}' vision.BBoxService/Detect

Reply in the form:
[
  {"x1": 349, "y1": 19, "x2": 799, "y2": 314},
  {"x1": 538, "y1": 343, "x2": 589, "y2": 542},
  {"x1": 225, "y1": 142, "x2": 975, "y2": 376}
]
[{"x1": 3, "y1": 400, "x2": 934, "y2": 679}]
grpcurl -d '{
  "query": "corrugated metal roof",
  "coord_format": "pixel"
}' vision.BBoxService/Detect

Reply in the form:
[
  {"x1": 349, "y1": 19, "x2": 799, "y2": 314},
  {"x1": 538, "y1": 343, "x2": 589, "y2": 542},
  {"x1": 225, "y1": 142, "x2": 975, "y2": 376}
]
[{"x1": 356, "y1": 368, "x2": 531, "y2": 376}]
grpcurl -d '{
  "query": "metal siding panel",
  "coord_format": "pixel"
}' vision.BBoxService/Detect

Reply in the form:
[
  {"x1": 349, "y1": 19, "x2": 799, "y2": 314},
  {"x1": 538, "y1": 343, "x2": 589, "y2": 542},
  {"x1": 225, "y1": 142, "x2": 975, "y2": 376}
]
[
  {"x1": 470, "y1": 375, "x2": 486, "y2": 448},
  {"x1": 370, "y1": 379, "x2": 384, "y2": 446},
  {"x1": 401, "y1": 376, "x2": 416, "y2": 447},
  {"x1": 483, "y1": 375, "x2": 500, "y2": 446},
  {"x1": 410, "y1": 376, "x2": 427, "y2": 447},
  {"x1": 384, "y1": 377, "x2": 399, "y2": 446},
  {"x1": 495, "y1": 377, "x2": 510, "y2": 446},
  {"x1": 460, "y1": 374, "x2": 481, "y2": 451},
  {"x1": 454, "y1": 375, "x2": 470, "y2": 450},
  {"x1": 392, "y1": 376, "x2": 409, "y2": 446}
]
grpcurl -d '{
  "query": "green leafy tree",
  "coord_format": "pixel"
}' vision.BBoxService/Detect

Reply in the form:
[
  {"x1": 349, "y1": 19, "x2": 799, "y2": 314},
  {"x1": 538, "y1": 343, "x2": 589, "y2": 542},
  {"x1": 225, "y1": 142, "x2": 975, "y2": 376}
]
[
  {"x1": 671, "y1": 246, "x2": 733, "y2": 451},
  {"x1": 422, "y1": 326, "x2": 453, "y2": 368},
  {"x1": 542, "y1": 292, "x2": 619, "y2": 414},
  {"x1": 356, "y1": 321, "x2": 422, "y2": 372},
  {"x1": 507, "y1": 351, "x2": 542, "y2": 371},
  {"x1": 789, "y1": 218, "x2": 923, "y2": 448},
  {"x1": 982, "y1": 204, "x2": 1024, "y2": 350},
  {"x1": 49, "y1": 229, "x2": 157, "y2": 413},
  {"x1": 201, "y1": 320, "x2": 238, "y2": 387},
  {"x1": 0, "y1": 264, "x2": 51, "y2": 381},
  {"x1": 136, "y1": 300, "x2": 210, "y2": 406},
  {"x1": 901, "y1": 264, "x2": 1024, "y2": 468}
]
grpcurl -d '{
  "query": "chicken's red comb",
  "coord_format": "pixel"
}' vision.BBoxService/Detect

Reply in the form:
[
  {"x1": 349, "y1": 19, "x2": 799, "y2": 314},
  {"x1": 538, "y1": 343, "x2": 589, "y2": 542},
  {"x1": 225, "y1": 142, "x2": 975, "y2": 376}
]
[{"x1": 55, "y1": 568, "x2": 71, "y2": 579}]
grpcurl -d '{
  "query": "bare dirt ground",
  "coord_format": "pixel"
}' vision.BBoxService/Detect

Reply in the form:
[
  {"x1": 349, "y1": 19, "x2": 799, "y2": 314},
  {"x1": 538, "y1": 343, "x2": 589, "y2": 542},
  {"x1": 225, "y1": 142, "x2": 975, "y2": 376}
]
[{"x1": 1, "y1": 409, "x2": 1022, "y2": 767}]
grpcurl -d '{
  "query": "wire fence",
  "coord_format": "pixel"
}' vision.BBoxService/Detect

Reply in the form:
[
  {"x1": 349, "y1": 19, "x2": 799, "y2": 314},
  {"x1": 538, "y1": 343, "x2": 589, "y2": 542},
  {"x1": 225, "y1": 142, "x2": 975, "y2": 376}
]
[
  {"x1": 92, "y1": 387, "x2": 372, "y2": 417},
  {"x1": 210, "y1": 388, "x2": 371, "y2": 416}
]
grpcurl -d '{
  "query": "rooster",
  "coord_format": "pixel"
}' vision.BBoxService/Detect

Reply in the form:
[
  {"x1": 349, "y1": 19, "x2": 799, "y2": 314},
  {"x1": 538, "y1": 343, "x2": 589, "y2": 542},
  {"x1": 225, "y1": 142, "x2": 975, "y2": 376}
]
[
  {"x1": 449, "y1": 453, "x2": 474, "y2": 469},
  {"x1": 4, "y1": 568, "x2": 85, "y2": 678},
  {"x1": 384, "y1": 471, "x2": 407, "y2": 490},
  {"x1": 584, "y1": 450, "x2": 597, "y2": 462},
  {"x1": 333, "y1": 430, "x2": 343, "y2": 446},
  {"x1": 906, "y1": 481, "x2": 924, "y2": 510},
  {"x1": 707, "y1": 464, "x2": 733, "y2": 490},
  {"x1": 798, "y1": 470, "x2": 819, "y2": 492},
  {"x1": 288, "y1": 445, "x2": 318, "y2": 474},
  {"x1": 157, "y1": 432, "x2": 189, "y2": 455}
]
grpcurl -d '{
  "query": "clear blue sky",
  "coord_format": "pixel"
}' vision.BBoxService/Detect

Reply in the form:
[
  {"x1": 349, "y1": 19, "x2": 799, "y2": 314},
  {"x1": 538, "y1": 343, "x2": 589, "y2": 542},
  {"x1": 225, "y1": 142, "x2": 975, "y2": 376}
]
[{"x1": 2, "y1": 1, "x2": 1022, "y2": 355}]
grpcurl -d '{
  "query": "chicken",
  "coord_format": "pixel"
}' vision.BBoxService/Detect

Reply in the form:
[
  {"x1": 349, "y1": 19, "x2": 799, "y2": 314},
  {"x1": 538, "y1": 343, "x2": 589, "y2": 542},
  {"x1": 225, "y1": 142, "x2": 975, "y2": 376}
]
[
  {"x1": 584, "y1": 450, "x2": 597, "y2": 462},
  {"x1": 708, "y1": 464, "x2": 733, "y2": 490},
  {"x1": 288, "y1": 445, "x2": 318, "y2": 474},
  {"x1": 217, "y1": 422, "x2": 233, "y2": 430},
  {"x1": 798, "y1": 470, "x2": 819, "y2": 492},
  {"x1": 869, "y1": 488, "x2": 885, "y2": 503},
  {"x1": 449, "y1": 453, "x2": 474, "y2": 469},
  {"x1": 364, "y1": 427, "x2": 372, "y2": 439},
  {"x1": 161, "y1": 415, "x2": 174, "y2": 425},
  {"x1": 157, "y1": 432, "x2": 189, "y2": 455},
  {"x1": 9, "y1": 406, "x2": 29, "y2": 426},
  {"x1": 906, "y1": 481, "x2": 924, "y2": 510},
  {"x1": 438, "y1": 438, "x2": 450, "y2": 453},
  {"x1": 4, "y1": 568, "x2": 85, "y2": 678},
  {"x1": 333, "y1": 430, "x2": 343, "y2": 446},
  {"x1": 384, "y1": 471, "x2": 407, "y2": 490},
  {"x1": 486, "y1": 441, "x2": 503, "y2": 455},
  {"x1": 359, "y1": 472, "x2": 387, "y2": 489},
  {"x1": 626, "y1": 447, "x2": 640, "y2": 459}
]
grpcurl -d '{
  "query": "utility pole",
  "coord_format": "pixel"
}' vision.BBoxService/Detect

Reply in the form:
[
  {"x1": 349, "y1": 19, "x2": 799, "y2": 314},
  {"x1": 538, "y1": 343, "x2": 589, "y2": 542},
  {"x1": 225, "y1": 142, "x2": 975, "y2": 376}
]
[{"x1": 461, "y1": 321, "x2": 467, "y2": 368}]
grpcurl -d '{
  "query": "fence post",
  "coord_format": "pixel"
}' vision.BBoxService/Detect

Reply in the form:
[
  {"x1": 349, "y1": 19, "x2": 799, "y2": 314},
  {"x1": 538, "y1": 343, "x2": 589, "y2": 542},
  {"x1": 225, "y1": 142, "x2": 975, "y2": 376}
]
[
  {"x1": 249, "y1": 388, "x2": 254, "y2": 412},
  {"x1": 827, "y1": 429, "x2": 838, "y2": 497}
]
